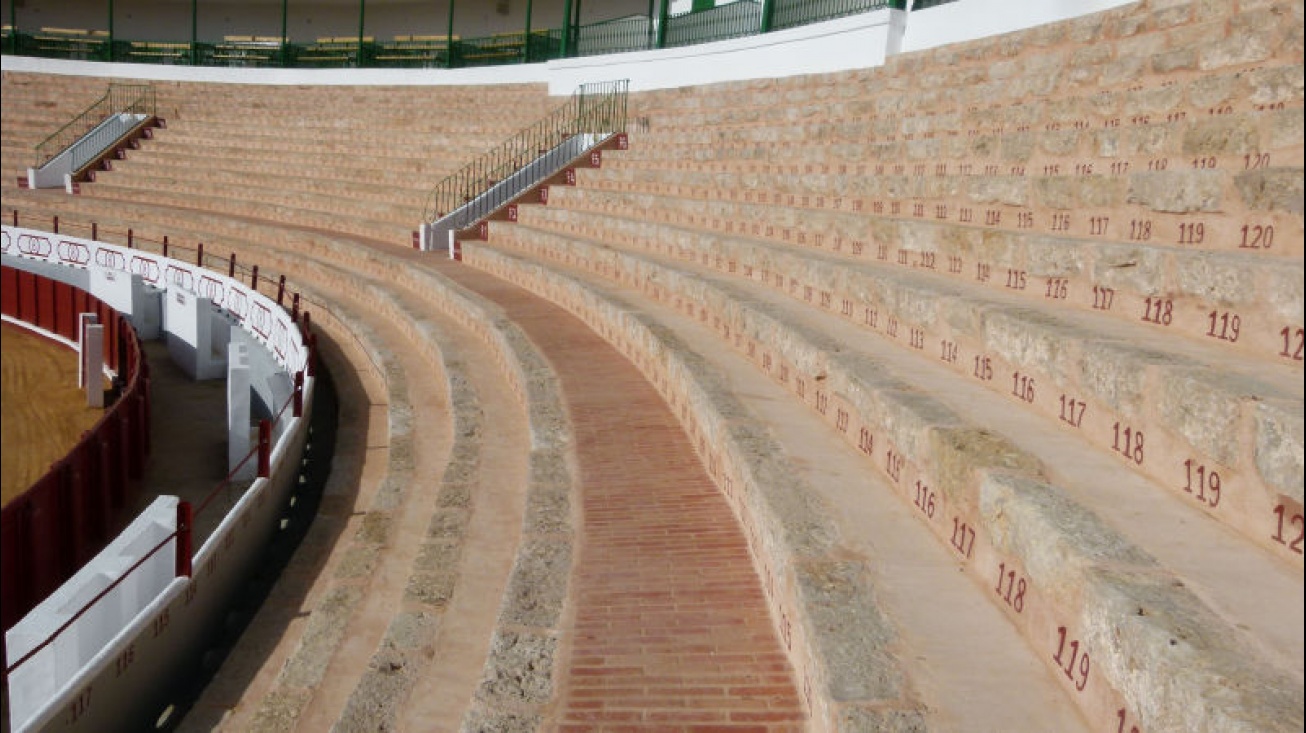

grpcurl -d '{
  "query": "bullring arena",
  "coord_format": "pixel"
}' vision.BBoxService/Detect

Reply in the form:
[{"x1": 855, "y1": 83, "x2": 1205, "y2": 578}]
[
  {"x1": 1, "y1": 324, "x2": 105, "y2": 504},
  {"x1": 1, "y1": 0, "x2": 1302, "y2": 731}
]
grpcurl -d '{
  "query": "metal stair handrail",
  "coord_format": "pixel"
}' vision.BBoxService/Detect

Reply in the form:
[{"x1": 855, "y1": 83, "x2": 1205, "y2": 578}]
[
  {"x1": 33, "y1": 83, "x2": 156, "y2": 168},
  {"x1": 422, "y1": 79, "x2": 628, "y2": 225}
]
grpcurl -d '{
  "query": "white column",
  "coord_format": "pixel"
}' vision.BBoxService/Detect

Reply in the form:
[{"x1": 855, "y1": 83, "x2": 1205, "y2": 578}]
[{"x1": 228, "y1": 342, "x2": 253, "y2": 479}]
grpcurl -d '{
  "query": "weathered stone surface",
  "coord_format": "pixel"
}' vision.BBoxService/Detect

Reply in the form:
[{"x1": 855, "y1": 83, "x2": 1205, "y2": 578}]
[
  {"x1": 249, "y1": 688, "x2": 314, "y2": 733},
  {"x1": 1175, "y1": 252, "x2": 1257, "y2": 305},
  {"x1": 1094, "y1": 129, "x2": 1123, "y2": 157},
  {"x1": 1079, "y1": 175, "x2": 1126, "y2": 208},
  {"x1": 1077, "y1": 341, "x2": 1163, "y2": 415},
  {"x1": 1127, "y1": 171, "x2": 1223, "y2": 212},
  {"x1": 885, "y1": 280, "x2": 942, "y2": 329},
  {"x1": 940, "y1": 294, "x2": 989, "y2": 338},
  {"x1": 499, "y1": 538, "x2": 571, "y2": 627},
  {"x1": 1046, "y1": 96, "x2": 1089, "y2": 123},
  {"x1": 1149, "y1": 1, "x2": 1198, "y2": 29},
  {"x1": 1032, "y1": 176, "x2": 1079, "y2": 210},
  {"x1": 356, "y1": 510, "x2": 392, "y2": 545},
  {"x1": 460, "y1": 710, "x2": 540, "y2": 733},
  {"x1": 967, "y1": 175, "x2": 1029, "y2": 206},
  {"x1": 1268, "y1": 107, "x2": 1304, "y2": 150},
  {"x1": 1247, "y1": 64, "x2": 1304, "y2": 105},
  {"x1": 796, "y1": 559, "x2": 904, "y2": 703},
  {"x1": 1083, "y1": 566, "x2": 1305, "y2": 733},
  {"x1": 1092, "y1": 244, "x2": 1167, "y2": 295},
  {"x1": 1024, "y1": 236, "x2": 1086, "y2": 277},
  {"x1": 405, "y1": 541, "x2": 460, "y2": 606},
  {"x1": 1134, "y1": 83, "x2": 1185, "y2": 114},
  {"x1": 1199, "y1": 23, "x2": 1272, "y2": 69},
  {"x1": 1068, "y1": 13, "x2": 1107, "y2": 43},
  {"x1": 1264, "y1": 263, "x2": 1306, "y2": 320},
  {"x1": 1125, "y1": 123, "x2": 1172, "y2": 155},
  {"x1": 982, "y1": 307, "x2": 1078, "y2": 384},
  {"x1": 1183, "y1": 117, "x2": 1260, "y2": 155},
  {"x1": 1117, "y1": 31, "x2": 1168, "y2": 60},
  {"x1": 1152, "y1": 48, "x2": 1198, "y2": 72},
  {"x1": 1101, "y1": 55, "x2": 1147, "y2": 86},
  {"x1": 1255, "y1": 400, "x2": 1305, "y2": 501},
  {"x1": 334, "y1": 545, "x2": 380, "y2": 580},
  {"x1": 1001, "y1": 132, "x2": 1036, "y2": 162},
  {"x1": 858, "y1": 387, "x2": 960, "y2": 462},
  {"x1": 840, "y1": 707, "x2": 929, "y2": 733},
  {"x1": 425, "y1": 508, "x2": 468, "y2": 540},
  {"x1": 1039, "y1": 130, "x2": 1081, "y2": 156},
  {"x1": 1234, "y1": 168, "x2": 1305, "y2": 214},
  {"x1": 1159, "y1": 369, "x2": 1253, "y2": 466},
  {"x1": 1186, "y1": 72, "x2": 1240, "y2": 108},
  {"x1": 281, "y1": 586, "x2": 361, "y2": 688},
  {"x1": 477, "y1": 631, "x2": 556, "y2": 705},
  {"x1": 523, "y1": 481, "x2": 571, "y2": 536},
  {"x1": 979, "y1": 473, "x2": 1155, "y2": 598},
  {"x1": 930, "y1": 427, "x2": 1043, "y2": 503},
  {"x1": 334, "y1": 613, "x2": 439, "y2": 733}
]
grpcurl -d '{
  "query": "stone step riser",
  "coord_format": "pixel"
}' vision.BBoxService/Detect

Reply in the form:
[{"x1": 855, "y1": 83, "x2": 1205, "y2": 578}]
[
  {"x1": 537, "y1": 183, "x2": 1306, "y2": 366},
  {"x1": 500, "y1": 211, "x2": 1304, "y2": 568},
  {"x1": 463, "y1": 236, "x2": 1303, "y2": 733}
]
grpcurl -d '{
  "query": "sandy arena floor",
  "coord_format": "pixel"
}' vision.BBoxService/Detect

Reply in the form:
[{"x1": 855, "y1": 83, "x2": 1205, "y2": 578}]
[{"x1": 1, "y1": 322, "x2": 106, "y2": 506}]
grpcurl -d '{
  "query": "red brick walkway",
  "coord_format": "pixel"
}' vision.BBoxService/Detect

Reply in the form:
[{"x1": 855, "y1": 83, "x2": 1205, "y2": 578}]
[{"x1": 447, "y1": 267, "x2": 805, "y2": 731}]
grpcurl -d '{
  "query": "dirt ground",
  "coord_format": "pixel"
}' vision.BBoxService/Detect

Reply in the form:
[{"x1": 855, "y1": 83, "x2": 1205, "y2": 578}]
[{"x1": 1, "y1": 323, "x2": 106, "y2": 506}]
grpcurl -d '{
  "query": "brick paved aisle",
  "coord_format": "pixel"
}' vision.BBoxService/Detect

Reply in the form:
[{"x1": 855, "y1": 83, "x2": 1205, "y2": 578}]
[{"x1": 444, "y1": 265, "x2": 806, "y2": 731}]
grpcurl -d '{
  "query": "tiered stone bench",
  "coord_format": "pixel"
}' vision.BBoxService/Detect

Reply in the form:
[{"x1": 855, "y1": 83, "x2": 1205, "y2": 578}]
[
  {"x1": 457, "y1": 0, "x2": 1302, "y2": 729},
  {"x1": 2, "y1": 0, "x2": 1301, "y2": 730}
]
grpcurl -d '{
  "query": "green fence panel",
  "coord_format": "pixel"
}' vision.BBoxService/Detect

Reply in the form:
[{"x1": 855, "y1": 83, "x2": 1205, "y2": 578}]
[
  {"x1": 574, "y1": 14, "x2": 653, "y2": 57},
  {"x1": 664, "y1": 0, "x2": 763, "y2": 48},
  {"x1": 771, "y1": 0, "x2": 889, "y2": 30}
]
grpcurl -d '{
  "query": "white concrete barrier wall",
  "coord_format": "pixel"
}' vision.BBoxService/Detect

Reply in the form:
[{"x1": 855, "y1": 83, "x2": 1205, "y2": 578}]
[
  {"x1": 6, "y1": 496, "x2": 178, "y2": 731},
  {"x1": 1, "y1": 226, "x2": 310, "y2": 377},
  {"x1": 900, "y1": 0, "x2": 1136, "y2": 53},
  {"x1": 1, "y1": 225, "x2": 314, "y2": 733}
]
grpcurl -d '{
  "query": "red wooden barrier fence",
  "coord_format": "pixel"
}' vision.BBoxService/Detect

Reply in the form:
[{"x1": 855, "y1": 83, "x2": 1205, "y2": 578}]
[{"x1": 1, "y1": 265, "x2": 150, "y2": 633}]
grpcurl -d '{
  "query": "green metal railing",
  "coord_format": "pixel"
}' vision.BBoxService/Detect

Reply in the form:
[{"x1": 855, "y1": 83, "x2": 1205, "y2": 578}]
[
  {"x1": 34, "y1": 83, "x2": 155, "y2": 168},
  {"x1": 574, "y1": 15, "x2": 654, "y2": 57},
  {"x1": 665, "y1": 0, "x2": 764, "y2": 48},
  {"x1": 453, "y1": 29, "x2": 559, "y2": 67},
  {"x1": 423, "y1": 79, "x2": 628, "y2": 227},
  {"x1": 772, "y1": 0, "x2": 891, "y2": 30},
  {"x1": 4, "y1": 0, "x2": 914, "y2": 70}
]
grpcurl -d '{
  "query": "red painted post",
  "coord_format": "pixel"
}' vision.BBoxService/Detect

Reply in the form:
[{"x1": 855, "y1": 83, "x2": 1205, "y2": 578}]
[
  {"x1": 91, "y1": 222, "x2": 98, "y2": 240},
  {"x1": 175, "y1": 501, "x2": 193, "y2": 577},
  {"x1": 291, "y1": 293, "x2": 300, "y2": 323},
  {"x1": 137, "y1": 389, "x2": 151, "y2": 456},
  {"x1": 277, "y1": 275, "x2": 287, "y2": 306},
  {"x1": 197, "y1": 242, "x2": 204, "y2": 268},
  {"x1": 10, "y1": 210, "x2": 16, "y2": 226},
  {"x1": 53, "y1": 215, "x2": 59, "y2": 234},
  {"x1": 293, "y1": 371, "x2": 304, "y2": 417},
  {"x1": 257, "y1": 420, "x2": 272, "y2": 478},
  {"x1": 302, "y1": 311, "x2": 312, "y2": 338},
  {"x1": 228, "y1": 252, "x2": 237, "y2": 278},
  {"x1": 122, "y1": 408, "x2": 143, "y2": 479},
  {"x1": 163, "y1": 235, "x2": 170, "y2": 257},
  {"x1": 127, "y1": 228, "x2": 134, "y2": 248},
  {"x1": 307, "y1": 333, "x2": 317, "y2": 377},
  {"x1": 251, "y1": 265, "x2": 260, "y2": 291}
]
